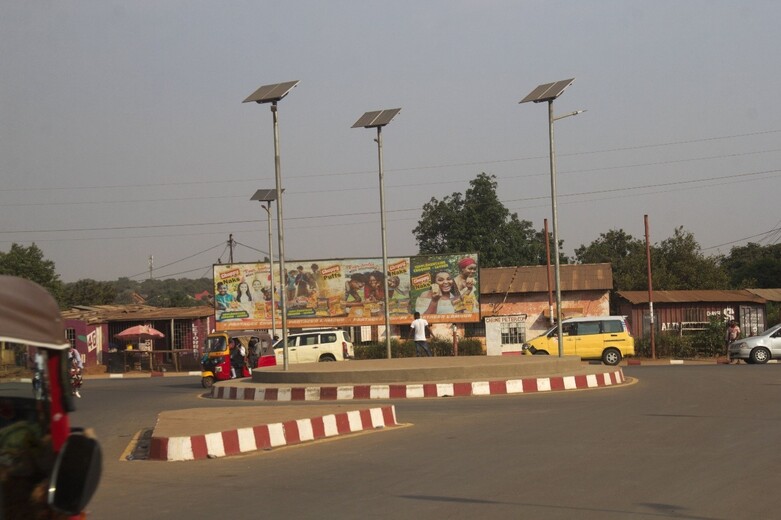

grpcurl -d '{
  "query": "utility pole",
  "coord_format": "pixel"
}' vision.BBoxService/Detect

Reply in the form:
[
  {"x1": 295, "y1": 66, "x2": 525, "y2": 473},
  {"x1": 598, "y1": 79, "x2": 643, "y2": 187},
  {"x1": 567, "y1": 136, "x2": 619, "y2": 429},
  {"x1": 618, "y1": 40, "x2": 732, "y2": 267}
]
[
  {"x1": 148, "y1": 255, "x2": 153, "y2": 280},
  {"x1": 645, "y1": 215, "x2": 656, "y2": 359},
  {"x1": 228, "y1": 234, "x2": 234, "y2": 264}
]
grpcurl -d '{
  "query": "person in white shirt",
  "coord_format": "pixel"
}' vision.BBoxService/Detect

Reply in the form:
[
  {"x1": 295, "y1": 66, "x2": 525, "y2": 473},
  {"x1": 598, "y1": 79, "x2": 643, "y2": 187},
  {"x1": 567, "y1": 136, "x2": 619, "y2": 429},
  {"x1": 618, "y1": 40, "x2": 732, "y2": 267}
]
[{"x1": 410, "y1": 312, "x2": 432, "y2": 357}]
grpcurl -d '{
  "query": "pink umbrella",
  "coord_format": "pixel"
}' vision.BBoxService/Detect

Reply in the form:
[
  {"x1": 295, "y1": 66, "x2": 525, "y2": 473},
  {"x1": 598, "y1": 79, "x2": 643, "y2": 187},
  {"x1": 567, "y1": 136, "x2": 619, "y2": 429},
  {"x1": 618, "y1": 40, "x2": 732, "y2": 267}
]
[{"x1": 115, "y1": 325, "x2": 165, "y2": 342}]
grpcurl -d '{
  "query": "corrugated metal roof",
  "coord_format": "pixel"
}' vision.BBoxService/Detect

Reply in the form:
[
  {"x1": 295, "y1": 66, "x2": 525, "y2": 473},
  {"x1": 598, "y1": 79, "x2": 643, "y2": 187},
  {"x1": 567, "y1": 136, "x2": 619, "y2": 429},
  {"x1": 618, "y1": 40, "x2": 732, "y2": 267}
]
[
  {"x1": 480, "y1": 263, "x2": 613, "y2": 295},
  {"x1": 62, "y1": 304, "x2": 213, "y2": 324},
  {"x1": 745, "y1": 288, "x2": 781, "y2": 302},
  {"x1": 617, "y1": 290, "x2": 767, "y2": 305}
]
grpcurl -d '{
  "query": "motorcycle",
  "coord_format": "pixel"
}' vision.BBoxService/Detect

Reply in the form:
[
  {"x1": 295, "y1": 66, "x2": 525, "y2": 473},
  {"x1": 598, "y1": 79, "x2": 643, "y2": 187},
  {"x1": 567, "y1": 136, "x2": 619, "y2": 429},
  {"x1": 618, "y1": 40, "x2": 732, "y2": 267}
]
[
  {"x1": 201, "y1": 330, "x2": 275, "y2": 388},
  {"x1": 0, "y1": 275, "x2": 101, "y2": 518}
]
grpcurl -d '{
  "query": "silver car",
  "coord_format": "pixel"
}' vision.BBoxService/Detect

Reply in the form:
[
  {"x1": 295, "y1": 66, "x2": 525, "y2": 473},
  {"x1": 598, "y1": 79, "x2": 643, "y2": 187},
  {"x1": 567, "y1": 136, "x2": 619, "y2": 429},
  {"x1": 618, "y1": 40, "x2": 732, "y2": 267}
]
[{"x1": 728, "y1": 323, "x2": 781, "y2": 364}]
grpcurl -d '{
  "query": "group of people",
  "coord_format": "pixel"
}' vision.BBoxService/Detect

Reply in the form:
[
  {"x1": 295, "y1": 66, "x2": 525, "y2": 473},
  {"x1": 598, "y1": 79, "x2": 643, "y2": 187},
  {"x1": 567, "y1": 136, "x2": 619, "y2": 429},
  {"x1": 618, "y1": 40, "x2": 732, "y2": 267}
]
[{"x1": 414, "y1": 257, "x2": 479, "y2": 315}]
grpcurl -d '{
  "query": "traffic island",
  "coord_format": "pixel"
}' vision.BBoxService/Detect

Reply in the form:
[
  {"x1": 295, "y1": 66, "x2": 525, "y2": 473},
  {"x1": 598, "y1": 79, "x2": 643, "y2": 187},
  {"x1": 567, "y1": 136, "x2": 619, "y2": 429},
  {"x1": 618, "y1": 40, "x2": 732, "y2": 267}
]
[{"x1": 147, "y1": 404, "x2": 399, "y2": 462}]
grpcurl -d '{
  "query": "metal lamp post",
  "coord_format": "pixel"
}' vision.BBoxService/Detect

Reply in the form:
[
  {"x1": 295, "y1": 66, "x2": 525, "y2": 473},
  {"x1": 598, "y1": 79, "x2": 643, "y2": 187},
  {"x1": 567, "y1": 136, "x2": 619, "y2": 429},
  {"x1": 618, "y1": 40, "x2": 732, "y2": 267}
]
[
  {"x1": 244, "y1": 81, "x2": 299, "y2": 370},
  {"x1": 520, "y1": 79, "x2": 584, "y2": 357},
  {"x1": 352, "y1": 108, "x2": 401, "y2": 360},
  {"x1": 250, "y1": 188, "x2": 284, "y2": 341}
]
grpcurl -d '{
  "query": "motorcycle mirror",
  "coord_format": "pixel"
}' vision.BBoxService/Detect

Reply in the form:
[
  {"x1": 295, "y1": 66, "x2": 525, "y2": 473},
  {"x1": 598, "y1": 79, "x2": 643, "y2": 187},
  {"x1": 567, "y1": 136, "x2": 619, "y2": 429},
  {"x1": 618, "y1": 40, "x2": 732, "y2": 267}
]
[{"x1": 48, "y1": 432, "x2": 102, "y2": 515}]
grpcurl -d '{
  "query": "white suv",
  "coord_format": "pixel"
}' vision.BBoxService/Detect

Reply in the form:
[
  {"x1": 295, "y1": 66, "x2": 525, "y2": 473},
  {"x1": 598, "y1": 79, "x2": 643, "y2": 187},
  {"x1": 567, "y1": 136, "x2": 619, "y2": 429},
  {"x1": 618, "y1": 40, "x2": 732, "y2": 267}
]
[{"x1": 273, "y1": 329, "x2": 354, "y2": 364}]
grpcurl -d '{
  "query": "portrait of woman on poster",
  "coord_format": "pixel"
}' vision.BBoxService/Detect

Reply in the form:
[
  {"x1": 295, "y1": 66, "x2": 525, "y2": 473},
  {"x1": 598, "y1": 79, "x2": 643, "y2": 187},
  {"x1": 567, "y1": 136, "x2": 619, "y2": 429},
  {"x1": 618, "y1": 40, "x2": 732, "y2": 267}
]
[
  {"x1": 454, "y1": 257, "x2": 478, "y2": 296},
  {"x1": 364, "y1": 271, "x2": 385, "y2": 302},
  {"x1": 415, "y1": 270, "x2": 468, "y2": 315},
  {"x1": 235, "y1": 281, "x2": 253, "y2": 314},
  {"x1": 250, "y1": 278, "x2": 266, "y2": 303}
]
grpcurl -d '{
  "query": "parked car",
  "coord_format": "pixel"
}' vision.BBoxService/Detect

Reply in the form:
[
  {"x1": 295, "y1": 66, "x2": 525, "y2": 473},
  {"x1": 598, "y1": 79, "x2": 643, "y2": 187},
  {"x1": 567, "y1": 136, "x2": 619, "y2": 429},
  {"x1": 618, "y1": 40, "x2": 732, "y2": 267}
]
[
  {"x1": 728, "y1": 323, "x2": 781, "y2": 364},
  {"x1": 273, "y1": 328, "x2": 354, "y2": 364},
  {"x1": 522, "y1": 316, "x2": 635, "y2": 366}
]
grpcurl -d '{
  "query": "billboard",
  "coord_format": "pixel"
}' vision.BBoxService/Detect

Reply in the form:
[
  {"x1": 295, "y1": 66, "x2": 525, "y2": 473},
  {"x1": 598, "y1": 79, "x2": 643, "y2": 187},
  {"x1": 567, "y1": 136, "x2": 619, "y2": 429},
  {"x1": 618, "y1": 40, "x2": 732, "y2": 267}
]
[{"x1": 212, "y1": 253, "x2": 479, "y2": 331}]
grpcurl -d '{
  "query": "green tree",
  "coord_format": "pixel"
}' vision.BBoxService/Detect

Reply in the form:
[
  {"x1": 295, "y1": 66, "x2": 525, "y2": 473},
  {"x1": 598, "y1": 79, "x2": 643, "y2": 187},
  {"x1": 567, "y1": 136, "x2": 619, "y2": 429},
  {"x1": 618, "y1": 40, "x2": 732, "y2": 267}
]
[
  {"x1": 575, "y1": 227, "x2": 728, "y2": 292},
  {"x1": 722, "y1": 242, "x2": 781, "y2": 288},
  {"x1": 574, "y1": 229, "x2": 647, "y2": 291},
  {"x1": 413, "y1": 173, "x2": 560, "y2": 267},
  {"x1": 653, "y1": 227, "x2": 728, "y2": 290},
  {"x1": 62, "y1": 279, "x2": 118, "y2": 307},
  {"x1": 0, "y1": 243, "x2": 63, "y2": 303}
]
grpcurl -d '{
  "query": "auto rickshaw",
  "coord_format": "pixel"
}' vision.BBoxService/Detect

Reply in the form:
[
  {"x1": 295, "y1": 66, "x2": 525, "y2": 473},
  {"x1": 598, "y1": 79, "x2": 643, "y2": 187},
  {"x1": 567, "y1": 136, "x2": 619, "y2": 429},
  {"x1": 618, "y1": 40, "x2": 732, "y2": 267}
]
[
  {"x1": 200, "y1": 330, "x2": 275, "y2": 388},
  {"x1": 0, "y1": 275, "x2": 102, "y2": 519}
]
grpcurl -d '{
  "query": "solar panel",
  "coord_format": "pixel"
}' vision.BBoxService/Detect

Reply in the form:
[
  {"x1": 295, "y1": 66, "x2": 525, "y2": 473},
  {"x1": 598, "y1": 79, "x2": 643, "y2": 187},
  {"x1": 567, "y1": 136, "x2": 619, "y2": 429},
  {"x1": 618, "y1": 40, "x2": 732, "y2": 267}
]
[
  {"x1": 250, "y1": 189, "x2": 279, "y2": 202},
  {"x1": 519, "y1": 78, "x2": 575, "y2": 104},
  {"x1": 352, "y1": 108, "x2": 401, "y2": 128},
  {"x1": 243, "y1": 80, "x2": 300, "y2": 104}
]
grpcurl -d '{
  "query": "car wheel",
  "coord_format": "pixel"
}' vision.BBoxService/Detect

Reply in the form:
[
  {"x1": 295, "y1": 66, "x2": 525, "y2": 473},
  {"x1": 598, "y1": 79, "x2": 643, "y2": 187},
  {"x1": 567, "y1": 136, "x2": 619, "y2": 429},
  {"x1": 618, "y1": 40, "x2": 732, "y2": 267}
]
[
  {"x1": 749, "y1": 348, "x2": 770, "y2": 364},
  {"x1": 201, "y1": 376, "x2": 214, "y2": 388},
  {"x1": 533, "y1": 350, "x2": 549, "y2": 356},
  {"x1": 602, "y1": 348, "x2": 622, "y2": 366},
  {"x1": 319, "y1": 354, "x2": 336, "y2": 362}
]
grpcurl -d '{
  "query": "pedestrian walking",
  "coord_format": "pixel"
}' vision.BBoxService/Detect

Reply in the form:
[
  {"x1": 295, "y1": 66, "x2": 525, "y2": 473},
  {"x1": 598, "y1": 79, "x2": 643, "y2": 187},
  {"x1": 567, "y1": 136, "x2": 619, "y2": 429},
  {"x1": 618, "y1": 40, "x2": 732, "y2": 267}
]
[
  {"x1": 410, "y1": 312, "x2": 432, "y2": 357},
  {"x1": 725, "y1": 320, "x2": 741, "y2": 363}
]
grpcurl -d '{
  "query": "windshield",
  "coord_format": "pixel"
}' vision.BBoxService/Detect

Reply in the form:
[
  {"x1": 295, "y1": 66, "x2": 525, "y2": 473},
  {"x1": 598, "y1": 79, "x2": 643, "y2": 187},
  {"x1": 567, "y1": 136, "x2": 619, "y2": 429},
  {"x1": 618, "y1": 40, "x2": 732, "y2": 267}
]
[{"x1": 206, "y1": 336, "x2": 227, "y2": 353}]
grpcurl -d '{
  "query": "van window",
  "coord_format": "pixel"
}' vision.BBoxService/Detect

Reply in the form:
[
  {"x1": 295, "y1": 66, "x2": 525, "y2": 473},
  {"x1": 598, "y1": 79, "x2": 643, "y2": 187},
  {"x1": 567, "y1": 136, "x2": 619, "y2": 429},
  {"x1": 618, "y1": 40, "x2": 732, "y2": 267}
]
[
  {"x1": 301, "y1": 334, "x2": 319, "y2": 346},
  {"x1": 321, "y1": 333, "x2": 337, "y2": 343},
  {"x1": 602, "y1": 320, "x2": 624, "y2": 333},
  {"x1": 577, "y1": 321, "x2": 601, "y2": 335}
]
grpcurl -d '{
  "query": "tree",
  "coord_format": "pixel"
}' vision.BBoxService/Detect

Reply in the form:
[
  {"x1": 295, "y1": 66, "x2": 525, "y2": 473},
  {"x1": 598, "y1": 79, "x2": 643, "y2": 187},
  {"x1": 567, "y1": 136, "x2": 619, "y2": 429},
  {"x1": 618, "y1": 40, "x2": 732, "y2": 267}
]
[
  {"x1": 722, "y1": 242, "x2": 781, "y2": 288},
  {"x1": 575, "y1": 227, "x2": 729, "y2": 292},
  {"x1": 574, "y1": 229, "x2": 647, "y2": 291},
  {"x1": 413, "y1": 173, "x2": 559, "y2": 267},
  {"x1": 652, "y1": 227, "x2": 728, "y2": 290},
  {"x1": 0, "y1": 243, "x2": 63, "y2": 303},
  {"x1": 62, "y1": 279, "x2": 118, "y2": 307}
]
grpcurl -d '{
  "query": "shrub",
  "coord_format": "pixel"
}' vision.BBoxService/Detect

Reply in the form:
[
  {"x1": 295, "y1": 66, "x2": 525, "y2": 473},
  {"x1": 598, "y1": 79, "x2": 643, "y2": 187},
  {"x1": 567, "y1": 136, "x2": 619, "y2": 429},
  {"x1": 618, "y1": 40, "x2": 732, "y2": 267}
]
[{"x1": 353, "y1": 337, "x2": 484, "y2": 359}]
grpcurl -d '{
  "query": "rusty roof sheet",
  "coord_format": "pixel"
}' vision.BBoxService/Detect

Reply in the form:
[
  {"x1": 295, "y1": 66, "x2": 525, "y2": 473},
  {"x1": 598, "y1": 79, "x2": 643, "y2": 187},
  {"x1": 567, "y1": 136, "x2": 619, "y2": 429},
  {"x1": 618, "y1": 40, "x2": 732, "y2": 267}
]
[
  {"x1": 617, "y1": 290, "x2": 767, "y2": 305},
  {"x1": 62, "y1": 304, "x2": 213, "y2": 324},
  {"x1": 480, "y1": 263, "x2": 613, "y2": 294},
  {"x1": 745, "y1": 288, "x2": 781, "y2": 302}
]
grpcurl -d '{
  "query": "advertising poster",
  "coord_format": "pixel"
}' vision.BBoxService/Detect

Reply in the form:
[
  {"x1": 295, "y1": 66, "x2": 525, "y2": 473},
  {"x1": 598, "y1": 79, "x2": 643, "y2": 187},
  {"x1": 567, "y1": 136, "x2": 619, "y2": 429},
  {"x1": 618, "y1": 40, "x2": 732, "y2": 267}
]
[
  {"x1": 213, "y1": 253, "x2": 478, "y2": 331},
  {"x1": 409, "y1": 253, "x2": 480, "y2": 323}
]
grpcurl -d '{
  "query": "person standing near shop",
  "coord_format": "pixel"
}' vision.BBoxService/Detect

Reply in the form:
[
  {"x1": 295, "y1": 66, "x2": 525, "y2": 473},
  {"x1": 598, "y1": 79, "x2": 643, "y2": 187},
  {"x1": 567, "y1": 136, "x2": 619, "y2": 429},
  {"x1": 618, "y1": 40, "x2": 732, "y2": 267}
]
[
  {"x1": 410, "y1": 312, "x2": 432, "y2": 357},
  {"x1": 725, "y1": 320, "x2": 741, "y2": 363}
]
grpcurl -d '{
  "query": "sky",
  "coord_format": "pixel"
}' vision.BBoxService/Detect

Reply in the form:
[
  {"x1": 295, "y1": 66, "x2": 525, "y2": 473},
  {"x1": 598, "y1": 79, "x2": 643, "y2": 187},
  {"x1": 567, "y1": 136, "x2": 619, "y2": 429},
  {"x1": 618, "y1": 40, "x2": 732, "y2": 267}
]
[{"x1": 2, "y1": 1, "x2": 780, "y2": 283}]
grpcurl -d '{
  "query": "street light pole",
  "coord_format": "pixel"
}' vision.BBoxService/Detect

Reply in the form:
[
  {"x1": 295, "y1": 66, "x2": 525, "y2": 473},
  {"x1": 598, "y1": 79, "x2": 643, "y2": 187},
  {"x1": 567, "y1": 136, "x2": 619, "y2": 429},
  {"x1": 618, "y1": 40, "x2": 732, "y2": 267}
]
[
  {"x1": 264, "y1": 201, "x2": 276, "y2": 340},
  {"x1": 353, "y1": 109, "x2": 401, "y2": 360},
  {"x1": 244, "y1": 80, "x2": 299, "y2": 370},
  {"x1": 521, "y1": 79, "x2": 583, "y2": 358}
]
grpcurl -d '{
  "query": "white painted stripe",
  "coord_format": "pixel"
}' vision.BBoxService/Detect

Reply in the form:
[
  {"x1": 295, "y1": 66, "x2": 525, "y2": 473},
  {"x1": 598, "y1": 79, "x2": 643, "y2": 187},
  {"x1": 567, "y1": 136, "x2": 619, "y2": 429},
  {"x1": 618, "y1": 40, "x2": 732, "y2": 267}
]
[
  {"x1": 337, "y1": 386, "x2": 355, "y2": 400},
  {"x1": 370, "y1": 385, "x2": 390, "y2": 399},
  {"x1": 276, "y1": 388, "x2": 292, "y2": 401},
  {"x1": 204, "y1": 432, "x2": 225, "y2": 458},
  {"x1": 322, "y1": 414, "x2": 339, "y2": 437},
  {"x1": 437, "y1": 383, "x2": 454, "y2": 396},
  {"x1": 369, "y1": 407, "x2": 385, "y2": 428},
  {"x1": 602, "y1": 373, "x2": 612, "y2": 386},
  {"x1": 390, "y1": 405, "x2": 397, "y2": 424},
  {"x1": 167, "y1": 437, "x2": 194, "y2": 461},
  {"x1": 187, "y1": 371, "x2": 201, "y2": 376},
  {"x1": 586, "y1": 374, "x2": 598, "y2": 388},
  {"x1": 405, "y1": 384, "x2": 425, "y2": 398},
  {"x1": 536, "y1": 378, "x2": 552, "y2": 392},
  {"x1": 346, "y1": 410, "x2": 363, "y2": 432},
  {"x1": 254, "y1": 388, "x2": 266, "y2": 401},
  {"x1": 670, "y1": 359, "x2": 684, "y2": 365},
  {"x1": 109, "y1": 374, "x2": 124, "y2": 379},
  {"x1": 304, "y1": 387, "x2": 321, "y2": 401},
  {"x1": 268, "y1": 423, "x2": 286, "y2": 447},
  {"x1": 296, "y1": 419, "x2": 315, "y2": 441},
  {"x1": 506, "y1": 379, "x2": 524, "y2": 393},
  {"x1": 769, "y1": 360, "x2": 779, "y2": 364},
  {"x1": 472, "y1": 381, "x2": 491, "y2": 395},
  {"x1": 563, "y1": 375, "x2": 577, "y2": 390},
  {"x1": 237, "y1": 427, "x2": 257, "y2": 453}
]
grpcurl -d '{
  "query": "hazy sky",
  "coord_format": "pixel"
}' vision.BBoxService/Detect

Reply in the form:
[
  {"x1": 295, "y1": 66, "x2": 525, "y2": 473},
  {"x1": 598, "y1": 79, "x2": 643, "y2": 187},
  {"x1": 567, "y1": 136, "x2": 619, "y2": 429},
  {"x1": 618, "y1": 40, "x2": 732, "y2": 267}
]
[{"x1": 2, "y1": 1, "x2": 780, "y2": 283}]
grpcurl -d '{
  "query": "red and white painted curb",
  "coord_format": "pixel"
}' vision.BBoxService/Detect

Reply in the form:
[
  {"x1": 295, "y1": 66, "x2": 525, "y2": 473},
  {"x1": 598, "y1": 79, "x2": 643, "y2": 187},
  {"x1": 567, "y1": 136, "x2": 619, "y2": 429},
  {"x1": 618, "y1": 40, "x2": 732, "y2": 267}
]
[
  {"x1": 149, "y1": 405, "x2": 398, "y2": 462},
  {"x1": 210, "y1": 369, "x2": 626, "y2": 402}
]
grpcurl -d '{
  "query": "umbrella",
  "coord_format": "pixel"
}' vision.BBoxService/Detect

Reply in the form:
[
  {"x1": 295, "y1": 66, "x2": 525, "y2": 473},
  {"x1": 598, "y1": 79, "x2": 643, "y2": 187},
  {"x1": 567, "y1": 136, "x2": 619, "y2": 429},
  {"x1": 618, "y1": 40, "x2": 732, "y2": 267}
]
[{"x1": 115, "y1": 325, "x2": 165, "y2": 342}]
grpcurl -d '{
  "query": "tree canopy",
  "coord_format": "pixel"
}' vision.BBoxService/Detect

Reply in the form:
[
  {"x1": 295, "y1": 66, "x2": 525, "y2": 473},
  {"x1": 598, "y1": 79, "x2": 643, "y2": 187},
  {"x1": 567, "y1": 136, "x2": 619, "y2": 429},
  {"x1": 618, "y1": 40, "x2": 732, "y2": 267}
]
[
  {"x1": 721, "y1": 242, "x2": 781, "y2": 288},
  {"x1": 0, "y1": 243, "x2": 63, "y2": 301},
  {"x1": 413, "y1": 173, "x2": 559, "y2": 267}
]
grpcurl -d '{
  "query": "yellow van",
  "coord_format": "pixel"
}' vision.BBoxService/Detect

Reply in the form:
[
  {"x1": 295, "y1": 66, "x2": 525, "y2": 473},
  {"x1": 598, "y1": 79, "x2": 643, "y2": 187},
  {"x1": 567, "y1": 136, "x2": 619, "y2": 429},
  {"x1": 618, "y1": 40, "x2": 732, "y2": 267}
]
[{"x1": 522, "y1": 316, "x2": 634, "y2": 366}]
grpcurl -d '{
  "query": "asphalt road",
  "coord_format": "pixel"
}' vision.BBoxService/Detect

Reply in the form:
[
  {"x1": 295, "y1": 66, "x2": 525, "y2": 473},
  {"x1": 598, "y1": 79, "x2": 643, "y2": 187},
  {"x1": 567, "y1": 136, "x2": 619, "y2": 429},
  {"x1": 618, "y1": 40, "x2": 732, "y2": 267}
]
[{"x1": 10, "y1": 364, "x2": 780, "y2": 520}]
